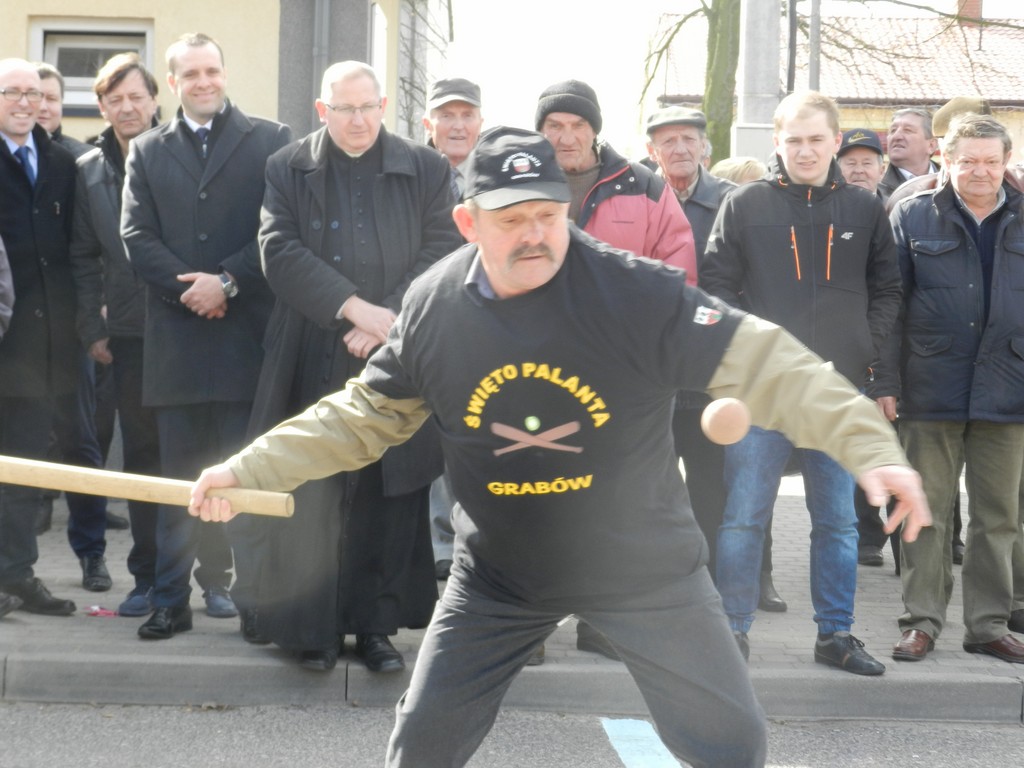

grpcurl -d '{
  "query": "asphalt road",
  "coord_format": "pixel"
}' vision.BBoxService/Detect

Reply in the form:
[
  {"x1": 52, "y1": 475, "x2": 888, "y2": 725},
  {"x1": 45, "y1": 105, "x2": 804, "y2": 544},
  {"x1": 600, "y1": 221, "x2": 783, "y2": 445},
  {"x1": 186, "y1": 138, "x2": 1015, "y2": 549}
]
[{"x1": 2, "y1": 702, "x2": 1023, "y2": 767}]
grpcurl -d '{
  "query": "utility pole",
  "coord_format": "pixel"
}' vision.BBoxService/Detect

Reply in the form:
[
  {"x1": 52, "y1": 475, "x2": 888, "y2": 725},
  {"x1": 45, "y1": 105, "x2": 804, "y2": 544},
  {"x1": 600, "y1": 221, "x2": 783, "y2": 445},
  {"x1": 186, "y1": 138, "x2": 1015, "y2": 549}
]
[{"x1": 733, "y1": 0, "x2": 781, "y2": 159}]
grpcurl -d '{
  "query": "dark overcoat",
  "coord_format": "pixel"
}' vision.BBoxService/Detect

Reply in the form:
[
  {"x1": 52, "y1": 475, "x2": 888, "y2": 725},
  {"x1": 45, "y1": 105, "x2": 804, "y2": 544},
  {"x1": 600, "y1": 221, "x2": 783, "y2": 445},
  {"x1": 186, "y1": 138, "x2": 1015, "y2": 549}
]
[
  {"x1": 0, "y1": 125, "x2": 77, "y2": 397},
  {"x1": 120, "y1": 104, "x2": 292, "y2": 406},
  {"x1": 250, "y1": 126, "x2": 461, "y2": 650}
]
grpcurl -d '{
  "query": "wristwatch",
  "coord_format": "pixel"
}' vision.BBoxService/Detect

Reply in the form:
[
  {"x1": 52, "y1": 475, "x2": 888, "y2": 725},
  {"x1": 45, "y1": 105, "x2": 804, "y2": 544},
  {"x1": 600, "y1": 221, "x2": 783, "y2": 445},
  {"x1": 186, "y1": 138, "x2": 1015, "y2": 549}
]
[{"x1": 219, "y1": 272, "x2": 239, "y2": 298}]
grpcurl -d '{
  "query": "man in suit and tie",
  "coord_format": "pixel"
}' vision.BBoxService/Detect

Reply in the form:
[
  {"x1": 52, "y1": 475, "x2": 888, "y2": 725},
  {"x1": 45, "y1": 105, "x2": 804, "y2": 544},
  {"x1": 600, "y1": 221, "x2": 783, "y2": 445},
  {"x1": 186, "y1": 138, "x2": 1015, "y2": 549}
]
[
  {"x1": 0, "y1": 58, "x2": 78, "y2": 617},
  {"x1": 121, "y1": 33, "x2": 292, "y2": 641}
]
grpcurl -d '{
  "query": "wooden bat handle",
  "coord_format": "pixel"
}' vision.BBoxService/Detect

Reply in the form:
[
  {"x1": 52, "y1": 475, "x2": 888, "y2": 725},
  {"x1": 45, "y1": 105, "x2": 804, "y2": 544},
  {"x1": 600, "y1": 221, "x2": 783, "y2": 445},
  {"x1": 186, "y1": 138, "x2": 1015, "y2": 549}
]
[{"x1": 0, "y1": 455, "x2": 293, "y2": 518}]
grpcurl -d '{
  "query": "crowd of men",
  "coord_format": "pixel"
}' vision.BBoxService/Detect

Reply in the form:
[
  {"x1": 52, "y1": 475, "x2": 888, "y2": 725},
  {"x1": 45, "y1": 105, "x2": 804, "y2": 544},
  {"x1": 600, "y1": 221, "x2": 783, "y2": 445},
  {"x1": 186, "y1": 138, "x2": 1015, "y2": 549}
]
[{"x1": 1, "y1": 29, "x2": 1023, "y2": 767}]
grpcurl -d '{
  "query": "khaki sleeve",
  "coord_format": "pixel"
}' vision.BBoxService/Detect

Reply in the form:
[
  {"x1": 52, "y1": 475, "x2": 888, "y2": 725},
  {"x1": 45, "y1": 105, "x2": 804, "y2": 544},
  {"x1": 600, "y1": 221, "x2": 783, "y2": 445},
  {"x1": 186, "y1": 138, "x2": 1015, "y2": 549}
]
[
  {"x1": 706, "y1": 315, "x2": 908, "y2": 478},
  {"x1": 226, "y1": 378, "x2": 431, "y2": 492}
]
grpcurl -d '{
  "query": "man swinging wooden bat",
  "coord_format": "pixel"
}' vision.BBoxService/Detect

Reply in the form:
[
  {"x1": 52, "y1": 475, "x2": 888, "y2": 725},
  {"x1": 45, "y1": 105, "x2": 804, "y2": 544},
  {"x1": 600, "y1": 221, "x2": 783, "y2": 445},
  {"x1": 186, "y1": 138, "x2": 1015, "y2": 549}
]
[{"x1": 186, "y1": 127, "x2": 930, "y2": 768}]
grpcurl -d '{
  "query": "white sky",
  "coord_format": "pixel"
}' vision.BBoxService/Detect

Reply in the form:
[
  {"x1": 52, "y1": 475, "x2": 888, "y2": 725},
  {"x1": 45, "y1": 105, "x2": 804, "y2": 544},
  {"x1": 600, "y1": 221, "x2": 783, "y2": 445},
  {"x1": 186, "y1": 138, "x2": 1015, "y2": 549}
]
[{"x1": 445, "y1": 0, "x2": 1023, "y2": 159}]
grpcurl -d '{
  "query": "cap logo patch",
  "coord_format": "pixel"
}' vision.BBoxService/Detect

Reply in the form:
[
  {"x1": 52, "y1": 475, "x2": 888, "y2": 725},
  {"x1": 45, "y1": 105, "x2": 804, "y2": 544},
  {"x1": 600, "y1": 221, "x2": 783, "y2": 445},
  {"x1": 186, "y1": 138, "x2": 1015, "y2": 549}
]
[
  {"x1": 694, "y1": 306, "x2": 722, "y2": 326},
  {"x1": 849, "y1": 130, "x2": 870, "y2": 143},
  {"x1": 505, "y1": 152, "x2": 542, "y2": 180}
]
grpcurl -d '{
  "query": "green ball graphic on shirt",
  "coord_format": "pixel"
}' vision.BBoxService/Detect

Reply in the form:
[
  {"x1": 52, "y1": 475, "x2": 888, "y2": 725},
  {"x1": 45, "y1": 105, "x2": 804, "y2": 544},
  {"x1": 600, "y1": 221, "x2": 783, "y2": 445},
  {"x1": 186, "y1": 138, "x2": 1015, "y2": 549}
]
[{"x1": 524, "y1": 416, "x2": 541, "y2": 432}]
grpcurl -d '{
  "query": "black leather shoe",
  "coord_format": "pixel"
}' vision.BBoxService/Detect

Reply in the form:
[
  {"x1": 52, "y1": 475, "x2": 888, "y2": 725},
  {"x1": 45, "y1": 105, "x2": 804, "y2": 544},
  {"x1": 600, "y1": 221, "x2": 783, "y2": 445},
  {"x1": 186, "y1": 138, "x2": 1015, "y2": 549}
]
[
  {"x1": 576, "y1": 621, "x2": 621, "y2": 661},
  {"x1": 81, "y1": 556, "x2": 112, "y2": 592},
  {"x1": 355, "y1": 633, "x2": 405, "y2": 673},
  {"x1": 434, "y1": 559, "x2": 453, "y2": 580},
  {"x1": 299, "y1": 648, "x2": 338, "y2": 672},
  {"x1": 240, "y1": 608, "x2": 270, "y2": 644},
  {"x1": 858, "y1": 545, "x2": 884, "y2": 567},
  {"x1": 138, "y1": 605, "x2": 193, "y2": 639},
  {"x1": 733, "y1": 631, "x2": 750, "y2": 661},
  {"x1": 952, "y1": 540, "x2": 965, "y2": 565},
  {"x1": 526, "y1": 644, "x2": 545, "y2": 666},
  {"x1": 1009, "y1": 609, "x2": 1024, "y2": 634},
  {"x1": 0, "y1": 592, "x2": 23, "y2": 619},
  {"x1": 105, "y1": 511, "x2": 130, "y2": 530},
  {"x1": 34, "y1": 502, "x2": 53, "y2": 535},
  {"x1": 0, "y1": 577, "x2": 75, "y2": 615},
  {"x1": 758, "y1": 572, "x2": 787, "y2": 612}
]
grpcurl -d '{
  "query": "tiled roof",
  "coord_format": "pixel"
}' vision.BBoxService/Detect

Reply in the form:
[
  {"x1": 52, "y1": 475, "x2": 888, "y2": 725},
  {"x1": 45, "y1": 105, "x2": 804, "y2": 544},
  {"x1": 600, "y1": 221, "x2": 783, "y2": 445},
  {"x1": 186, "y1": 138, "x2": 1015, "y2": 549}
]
[{"x1": 662, "y1": 15, "x2": 1024, "y2": 107}]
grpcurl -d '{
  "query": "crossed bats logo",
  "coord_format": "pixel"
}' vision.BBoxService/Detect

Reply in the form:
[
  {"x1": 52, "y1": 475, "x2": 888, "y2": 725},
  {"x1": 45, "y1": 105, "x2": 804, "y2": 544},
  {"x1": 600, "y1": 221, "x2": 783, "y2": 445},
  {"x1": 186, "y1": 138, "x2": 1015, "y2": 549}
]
[{"x1": 490, "y1": 420, "x2": 583, "y2": 456}]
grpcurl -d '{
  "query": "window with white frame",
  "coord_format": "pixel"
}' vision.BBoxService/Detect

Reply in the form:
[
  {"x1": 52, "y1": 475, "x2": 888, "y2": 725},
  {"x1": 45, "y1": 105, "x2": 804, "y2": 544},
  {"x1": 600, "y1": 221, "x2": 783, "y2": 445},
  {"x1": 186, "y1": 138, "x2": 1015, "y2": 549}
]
[{"x1": 29, "y1": 19, "x2": 154, "y2": 116}]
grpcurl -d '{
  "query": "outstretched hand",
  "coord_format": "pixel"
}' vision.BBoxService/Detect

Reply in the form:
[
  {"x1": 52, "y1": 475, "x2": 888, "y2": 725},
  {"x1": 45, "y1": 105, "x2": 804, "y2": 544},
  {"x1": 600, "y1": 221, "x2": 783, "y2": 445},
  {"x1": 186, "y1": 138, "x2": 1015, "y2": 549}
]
[
  {"x1": 189, "y1": 464, "x2": 241, "y2": 522},
  {"x1": 857, "y1": 464, "x2": 932, "y2": 542}
]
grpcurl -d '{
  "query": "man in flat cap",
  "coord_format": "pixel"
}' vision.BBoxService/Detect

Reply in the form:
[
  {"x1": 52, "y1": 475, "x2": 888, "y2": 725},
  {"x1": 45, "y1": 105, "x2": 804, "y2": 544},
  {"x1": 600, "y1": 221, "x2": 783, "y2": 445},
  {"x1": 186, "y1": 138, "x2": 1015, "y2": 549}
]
[
  {"x1": 422, "y1": 77, "x2": 484, "y2": 582},
  {"x1": 644, "y1": 105, "x2": 746, "y2": 601},
  {"x1": 423, "y1": 77, "x2": 483, "y2": 200},
  {"x1": 536, "y1": 79, "x2": 698, "y2": 660},
  {"x1": 188, "y1": 124, "x2": 931, "y2": 768},
  {"x1": 646, "y1": 107, "x2": 735, "y2": 259}
]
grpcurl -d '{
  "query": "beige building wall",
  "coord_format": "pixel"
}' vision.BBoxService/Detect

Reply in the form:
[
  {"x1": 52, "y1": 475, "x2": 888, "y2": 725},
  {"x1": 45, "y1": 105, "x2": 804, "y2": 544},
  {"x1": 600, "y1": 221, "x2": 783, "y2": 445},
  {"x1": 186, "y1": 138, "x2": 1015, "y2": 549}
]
[{"x1": 3, "y1": 0, "x2": 280, "y2": 141}]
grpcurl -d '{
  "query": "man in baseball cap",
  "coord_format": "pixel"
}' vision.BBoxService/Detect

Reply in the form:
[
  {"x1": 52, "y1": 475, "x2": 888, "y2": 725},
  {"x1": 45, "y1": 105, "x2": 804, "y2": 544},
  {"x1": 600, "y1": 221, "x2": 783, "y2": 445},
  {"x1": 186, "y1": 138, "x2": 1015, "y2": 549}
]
[
  {"x1": 189, "y1": 124, "x2": 930, "y2": 768},
  {"x1": 837, "y1": 128, "x2": 886, "y2": 197}
]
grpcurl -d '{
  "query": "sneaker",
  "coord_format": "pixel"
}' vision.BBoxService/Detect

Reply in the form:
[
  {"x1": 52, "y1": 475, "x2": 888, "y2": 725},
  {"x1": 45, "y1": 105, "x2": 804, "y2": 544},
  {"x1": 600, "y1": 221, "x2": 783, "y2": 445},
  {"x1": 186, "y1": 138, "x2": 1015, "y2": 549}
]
[
  {"x1": 733, "y1": 630, "x2": 750, "y2": 661},
  {"x1": 814, "y1": 631, "x2": 885, "y2": 676},
  {"x1": 203, "y1": 586, "x2": 238, "y2": 618},
  {"x1": 118, "y1": 587, "x2": 154, "y2": 617}
]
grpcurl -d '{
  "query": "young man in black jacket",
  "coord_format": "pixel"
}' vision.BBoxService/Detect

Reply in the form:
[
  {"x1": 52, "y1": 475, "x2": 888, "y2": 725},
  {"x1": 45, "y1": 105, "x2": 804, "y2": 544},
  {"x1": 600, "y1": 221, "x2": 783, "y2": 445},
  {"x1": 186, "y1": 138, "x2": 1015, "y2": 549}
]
[{"x1": 701, "y1": 91, "x2": 902, "y2": 673}]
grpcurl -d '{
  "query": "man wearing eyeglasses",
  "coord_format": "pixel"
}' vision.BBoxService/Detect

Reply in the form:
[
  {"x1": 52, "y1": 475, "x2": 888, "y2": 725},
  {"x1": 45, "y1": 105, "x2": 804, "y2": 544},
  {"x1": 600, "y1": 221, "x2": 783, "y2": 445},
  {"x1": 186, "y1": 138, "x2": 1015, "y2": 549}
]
[
  {"x1": 247, "y1": 60, "x2": 461, "y2": 673},
  {"x1": 121, "y1": 33, "x2": 292, "y2": 644},
  {"x1": 0, "y1": 58, "x2": 79, "y2": 618}
]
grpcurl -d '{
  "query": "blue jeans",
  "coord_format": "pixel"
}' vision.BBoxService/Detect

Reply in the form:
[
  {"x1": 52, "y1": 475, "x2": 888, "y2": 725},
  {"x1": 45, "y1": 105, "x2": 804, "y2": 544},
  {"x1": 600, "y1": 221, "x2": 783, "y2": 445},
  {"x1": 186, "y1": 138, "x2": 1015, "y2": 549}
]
[{"x1": 716, "y1": 426, "x2": 857, "y2": 635}]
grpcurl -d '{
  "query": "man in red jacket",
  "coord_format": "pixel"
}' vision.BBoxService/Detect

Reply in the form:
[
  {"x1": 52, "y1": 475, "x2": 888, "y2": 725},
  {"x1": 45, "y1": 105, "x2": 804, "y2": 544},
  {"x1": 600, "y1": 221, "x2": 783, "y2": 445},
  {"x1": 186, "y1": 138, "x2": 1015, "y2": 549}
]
[
  {"x1": 535, "y1": 80, "x2": 698, "y2": 660},
  {"x1": 535, "y1": 79, "x2": 696, "y2": 282}
]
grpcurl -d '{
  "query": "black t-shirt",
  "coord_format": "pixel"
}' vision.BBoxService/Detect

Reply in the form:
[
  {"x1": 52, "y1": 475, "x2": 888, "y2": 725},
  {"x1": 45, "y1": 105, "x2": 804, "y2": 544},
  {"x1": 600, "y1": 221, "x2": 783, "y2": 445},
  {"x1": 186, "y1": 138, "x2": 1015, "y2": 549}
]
[{"x1": 365, "y1": 229, "x2": 742, "y2": 608}]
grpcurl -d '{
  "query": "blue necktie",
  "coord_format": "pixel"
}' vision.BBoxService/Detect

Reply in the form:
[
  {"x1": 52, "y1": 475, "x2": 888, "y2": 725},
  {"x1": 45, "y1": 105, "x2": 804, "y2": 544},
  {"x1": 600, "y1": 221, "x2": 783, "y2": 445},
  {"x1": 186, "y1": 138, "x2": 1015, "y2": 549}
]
[
  {"x1": 196, "y1": 127, "x2": 210, "y2": 159},
  {"x1": 14, "y1": 145, "x2": 35, "y2": 187}
]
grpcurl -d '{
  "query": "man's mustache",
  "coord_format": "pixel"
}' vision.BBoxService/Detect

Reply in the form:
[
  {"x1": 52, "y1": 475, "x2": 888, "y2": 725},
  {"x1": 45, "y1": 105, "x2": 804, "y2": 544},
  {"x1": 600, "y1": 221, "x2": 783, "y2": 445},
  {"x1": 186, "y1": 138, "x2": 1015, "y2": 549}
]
[{"x1": 509, "y1": 244, "x2": 555, "y2": 264}]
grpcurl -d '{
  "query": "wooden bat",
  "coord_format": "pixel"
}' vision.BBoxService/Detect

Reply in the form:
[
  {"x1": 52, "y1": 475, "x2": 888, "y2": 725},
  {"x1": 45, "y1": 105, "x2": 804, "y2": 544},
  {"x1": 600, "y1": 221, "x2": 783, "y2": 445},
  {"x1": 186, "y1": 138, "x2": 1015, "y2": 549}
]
[{"x1": 0, "y1": 455, "x2": 293, "y2": 518}]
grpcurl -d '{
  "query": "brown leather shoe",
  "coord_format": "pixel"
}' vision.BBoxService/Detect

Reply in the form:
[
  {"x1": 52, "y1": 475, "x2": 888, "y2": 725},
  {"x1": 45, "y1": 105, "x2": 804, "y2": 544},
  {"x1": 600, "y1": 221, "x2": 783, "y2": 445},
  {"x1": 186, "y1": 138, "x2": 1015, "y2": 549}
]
[
  {"x1": 892, "y1": 629, "x2": 934, "y2": 661},
  {"x1": 963, "y1": 634, "x2": 1024, "y2": 664}
]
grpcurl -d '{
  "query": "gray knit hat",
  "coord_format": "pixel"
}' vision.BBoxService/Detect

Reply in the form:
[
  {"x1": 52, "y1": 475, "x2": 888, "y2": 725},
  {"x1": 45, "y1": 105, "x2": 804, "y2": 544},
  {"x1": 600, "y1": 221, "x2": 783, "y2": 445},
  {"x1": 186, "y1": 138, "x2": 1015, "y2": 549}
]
[{"x1": 535, "y1": 79, "x2": 602, "y2": 134}]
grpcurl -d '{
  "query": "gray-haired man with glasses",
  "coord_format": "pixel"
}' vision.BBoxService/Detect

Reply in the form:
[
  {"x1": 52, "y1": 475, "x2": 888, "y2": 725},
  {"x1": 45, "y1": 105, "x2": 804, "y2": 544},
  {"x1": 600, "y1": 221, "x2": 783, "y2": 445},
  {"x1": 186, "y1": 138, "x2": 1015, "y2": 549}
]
[
  {"x1": 243, "y1": 60, "x2": 461, "y2": 673},
  {"x1": 0, "y1": 58, "x2": 79, "y2": 618}
]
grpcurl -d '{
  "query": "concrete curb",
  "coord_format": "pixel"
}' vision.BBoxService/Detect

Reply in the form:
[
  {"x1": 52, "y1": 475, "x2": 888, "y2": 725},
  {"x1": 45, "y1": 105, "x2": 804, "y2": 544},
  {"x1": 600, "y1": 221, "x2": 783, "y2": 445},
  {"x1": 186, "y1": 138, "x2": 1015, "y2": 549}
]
[
  {"x1": 4, "y1": 650, "x2": 1023, "y2": 722},
  {"x1": 7, "y1": 490, "x2": 1023, "y2": 723}
]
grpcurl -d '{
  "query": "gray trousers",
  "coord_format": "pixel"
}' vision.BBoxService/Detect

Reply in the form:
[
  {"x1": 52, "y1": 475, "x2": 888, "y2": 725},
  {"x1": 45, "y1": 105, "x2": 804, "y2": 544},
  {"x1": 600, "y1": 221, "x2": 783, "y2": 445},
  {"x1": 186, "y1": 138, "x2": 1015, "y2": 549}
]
[
  {"x1": 899, "y1": 419, "x2": 1024, "y2": 643},
  {"x1": 385, "y1": 565, "x2": 766, "y2": 767}
]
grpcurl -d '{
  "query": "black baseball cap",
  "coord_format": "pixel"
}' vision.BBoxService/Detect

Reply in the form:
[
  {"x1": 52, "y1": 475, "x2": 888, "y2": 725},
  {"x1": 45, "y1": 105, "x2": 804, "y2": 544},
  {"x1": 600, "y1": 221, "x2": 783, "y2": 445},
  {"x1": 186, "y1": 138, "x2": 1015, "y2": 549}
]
[
  {"x1": 463, "y1": 126, "x2": 570, "y2": 211},
  {"x1": 838, "y1": 128, "x2": 884, "y2": 158}
]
